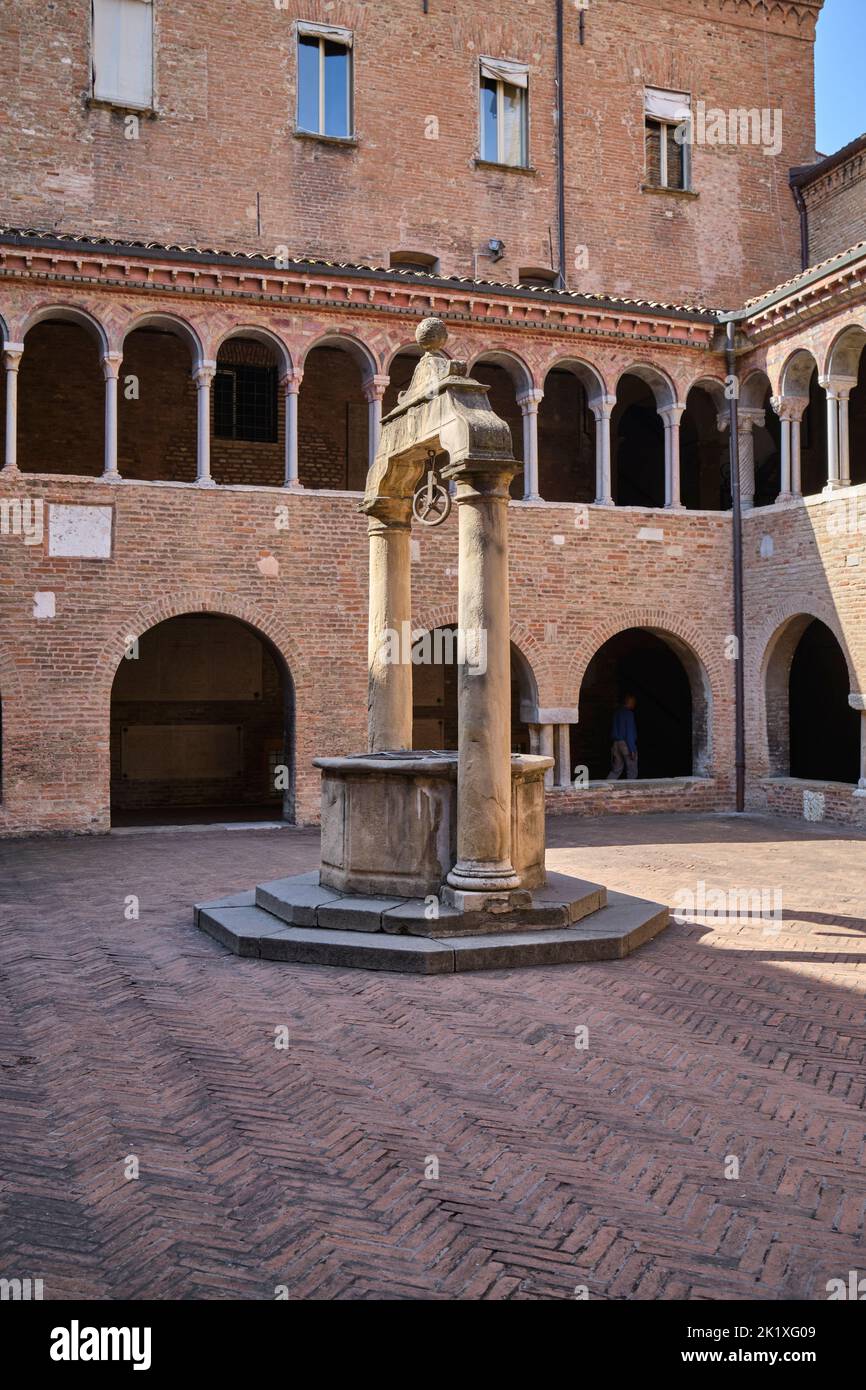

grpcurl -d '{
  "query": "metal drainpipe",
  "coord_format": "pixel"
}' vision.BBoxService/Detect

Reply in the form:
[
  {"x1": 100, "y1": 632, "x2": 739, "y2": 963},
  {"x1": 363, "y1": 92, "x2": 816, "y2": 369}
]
[
  {"x1": 790, "y1": 175, "x2": 809, "y2": 272},
  {"x1": 555, "y1": 0, "x2": 566, "y2": 289},
  {"x1": 727, "y1": 320, "x2": 746, "y2": 813}
]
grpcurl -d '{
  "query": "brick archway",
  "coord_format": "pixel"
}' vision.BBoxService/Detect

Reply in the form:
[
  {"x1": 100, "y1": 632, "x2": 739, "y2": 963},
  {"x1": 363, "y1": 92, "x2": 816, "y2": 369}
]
[
  {"x1": 754, "y1": 605, "x2": 856, "y2": 779},
  {"x1": 566, "y1": 609, "x2": 720, "y2": 778}
]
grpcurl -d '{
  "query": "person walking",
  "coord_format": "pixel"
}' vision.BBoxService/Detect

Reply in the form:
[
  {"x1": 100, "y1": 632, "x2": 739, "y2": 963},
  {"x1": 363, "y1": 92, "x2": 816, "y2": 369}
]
[{"x1": 608, "y1": 693, "x2": 638, "y2": 780}]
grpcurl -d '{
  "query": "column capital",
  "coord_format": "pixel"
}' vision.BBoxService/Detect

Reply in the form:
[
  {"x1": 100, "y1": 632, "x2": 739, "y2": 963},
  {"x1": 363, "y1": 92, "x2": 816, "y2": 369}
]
[
  {"x1": 659, "y1": 404, "x2": 685, "y2": 427},
  {"x1": 3, "y1": 342, "x2": 24, "y2": 369},
  {"x1": 193, "y1": 359, "x2": 217, "y2": 388},
  {"x1": 280, "y1": 366, "x2": 304, "y2": 395},
  {"x1": 736, "y1": 406, "x2": 765, "y2": 432},
  {"x1": 362, "y1": 373, "x2": 390, "y2": 403},
  {"x1": 589, "y1": 393, "x2": 616, "y2": 421},
  {"x1": 819, "y1": 373, "x2": 858, "y2": 399},
  {"x1": 100, "y1": 350, "x2": 124, "y2": 381},
  {"x1": 516, "y1": 387, "x2": 544, "y2": 412},
  {"x1": 848, "y1": 693, "x2": 866, "y2": 712},
  {"x1": 770, "y1": 394, "x2": 809, "y2": 423}
]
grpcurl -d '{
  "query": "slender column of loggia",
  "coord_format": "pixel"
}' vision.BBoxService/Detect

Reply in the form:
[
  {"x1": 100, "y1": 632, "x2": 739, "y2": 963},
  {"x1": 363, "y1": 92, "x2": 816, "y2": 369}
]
[
  {"x1": 592, "y1": 395, "x2": 615, "y2": 506},
  {"x1": 516, "y1": 388, "x2": 543, "y2": 500},
  {"x1": 101, "y1": 351, "x2": 123, "y2": 480},
  {"x1": 282, "y1": 368, "x2": 303, "y2": 489},
  {"x1": 820, "y1": 377, "x2": 857, "y2": 490},
  {"x1": 194, "y1": 361, "x2": 217, "y2": 486},
  {"x1": 2, "y1": 343, "x2": 24, "y2": 474},
  {"x1": 364, "y1": 375, "x2": 391, "y2": 472},
  {"x1": 446, "y1": 463, "x2": 522, "y2": 893},
  {"x1": 367, "y1": 498, "x2": 413, "y2": 752},
  {"x1": 661, "y1": 406, "x2": 684, "y2": 509}
]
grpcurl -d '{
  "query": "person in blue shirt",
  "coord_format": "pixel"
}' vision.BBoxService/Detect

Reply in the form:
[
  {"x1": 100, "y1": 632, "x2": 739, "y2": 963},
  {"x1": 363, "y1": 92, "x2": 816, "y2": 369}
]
[{"x1": 607, "y1": 693, "x2": 638, "y2": 780}]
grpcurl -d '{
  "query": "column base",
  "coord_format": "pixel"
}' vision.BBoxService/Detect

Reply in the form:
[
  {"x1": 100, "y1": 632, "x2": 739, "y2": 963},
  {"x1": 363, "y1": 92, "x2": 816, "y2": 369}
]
[
  {"x1": 283, "y1": 479, "x2": 305, "y2": 491},
  {"x1": 445, "y1": 859, "x2": 522, "y2": 896},
  {"x1": 521, "y1": 493, "x2": 543, "y2": 503},
  {"x1": 196, "y1": 477, "x2": 218, "y2": 488},
  {"x1": 823, "y1": 480, "x2": 850, "y2": 494},
  {"x1": 775, "y1": 491, "x2": 794, "y2": 503},
  {"x1": 98, "y1": 470, "x2": 123, "y2": 484},
  {"x1": 594, "y1": 496, "x2": 614, "y2": 507},
  {"x1": 0, "y1": 464, "x2": 21, "y2": 478},
  {"x1": 855, "y1": 782, "x2": 866, "y2": 799}
]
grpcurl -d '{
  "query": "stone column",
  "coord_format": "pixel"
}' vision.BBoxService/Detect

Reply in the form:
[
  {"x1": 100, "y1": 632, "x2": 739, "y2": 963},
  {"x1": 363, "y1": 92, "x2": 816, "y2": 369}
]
[
  {"x1": 367, "y1": 498, "x2": 413, "y2": 752},
  {"x1": 281, "y1": 368, "x2": 303, "y2": 489},
  {"x1": 2, "y1": 343, "x2": 24, "y2": 475},
  {"x1": 850, "y1": 695, "x2": 866, "y2": 796},
  {"x1": 661, "y1": 406, "x2": 684, "y2": 509},
  {"x1": 770, "y1": 395, "x2": 792, "y2": 500},
  {"x1": 591, "y1": 395, "x2": 615, "y2": 506},
  {"x1": 538, "y1": 723, "x2": 554, "y2": 790},
  {"x1": 819, "y1": 376, "x2": 857, "y2": 492},
  {"x1": 737, "y1": 407, "x2": 764, "y2": 510},
  {"x1": 364, "y1": 374, "x2": 390, "y2": 472},
  {"x1": 516, "y1": 388, "x2": 543, "y2": 500},
  {"x1": 555, "y1": 724, "x2": 572, "y2": 788},
  {"x1": 100, "y1": 351, "x2": 123, "y2": 481},
  {"x1": 445, "y1": 462, "x2": 522, "y2": 894},
  {"x1": 194, "y1": 361, "x2": 217, "y2": 486}
]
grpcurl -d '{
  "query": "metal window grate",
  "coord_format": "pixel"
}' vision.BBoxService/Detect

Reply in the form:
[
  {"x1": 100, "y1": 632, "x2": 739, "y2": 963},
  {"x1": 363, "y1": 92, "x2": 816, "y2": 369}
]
[{"x1": 214, "y1": 364, "x2": 278, "y2": 442}]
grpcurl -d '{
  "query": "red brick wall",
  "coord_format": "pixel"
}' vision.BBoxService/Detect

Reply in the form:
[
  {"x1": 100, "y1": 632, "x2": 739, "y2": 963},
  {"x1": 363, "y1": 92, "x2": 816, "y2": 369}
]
[
  {"x1": 0, "y1": 0, "x2": 821, "y2": 306},
  {"x1": 802, "y1": 146, "x2": 866, "y2": 266}
]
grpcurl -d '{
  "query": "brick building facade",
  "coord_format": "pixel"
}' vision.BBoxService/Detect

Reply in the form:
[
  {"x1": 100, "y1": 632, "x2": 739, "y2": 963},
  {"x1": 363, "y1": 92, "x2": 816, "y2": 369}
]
[{"x1": 1, "y1": 0, "x2": 865, "y2": 837}]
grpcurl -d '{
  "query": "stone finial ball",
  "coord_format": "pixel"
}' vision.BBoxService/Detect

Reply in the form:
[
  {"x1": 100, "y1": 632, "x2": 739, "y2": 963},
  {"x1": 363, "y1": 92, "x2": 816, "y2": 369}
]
[{"x1": 415, "y1": 316, "x2": 448, "y2": 352}]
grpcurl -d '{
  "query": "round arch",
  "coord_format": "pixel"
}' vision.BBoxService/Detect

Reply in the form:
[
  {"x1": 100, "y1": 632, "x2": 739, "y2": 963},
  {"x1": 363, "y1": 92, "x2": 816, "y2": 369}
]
[
  {"x1": 213, "y1": 325, "x2": 292, "y2": 376},
  {"x1": 21, "y1": 303, "x2": 110, "y2": 356},
  {"x1": 542, "y1": 356, "x2": 607, "y2": 408},
  {"x1": 824, "y1": 321, "x2": 866, "y2": 379},
  {"x1": 567, "y1": 613, "x2": 716, "y2": 778},
  {"x1": 301, "y1": 330, "x2": 378, "y2": 383},
  {"x1": 121, "y1": 311, "x2": 205, "y2": 367},
  {"x1": 0, "y1": 310, "x2": 10, "y2": 344},
  {"x1": 760, "y1": 610, "x2": 857, "y2": 780},
  {"x1": 615, "y1": 362, "x2": 679, "y2": 410},
  {"x1": 107, "y1": 605, "x2": 299, "y2": 825},
  {"x1": 778, "y1": 350, "x2": 818, "y2": 399},
  {"x1": 469, "y1": 348, "x2": 535, "y2": 395}
]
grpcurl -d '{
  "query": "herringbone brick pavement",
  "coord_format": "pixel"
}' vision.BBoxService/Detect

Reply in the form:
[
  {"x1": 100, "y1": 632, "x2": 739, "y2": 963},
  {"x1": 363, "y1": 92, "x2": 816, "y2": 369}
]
[{"x1": 0, "y1": 813, "x2": 864, "y2": 1300}]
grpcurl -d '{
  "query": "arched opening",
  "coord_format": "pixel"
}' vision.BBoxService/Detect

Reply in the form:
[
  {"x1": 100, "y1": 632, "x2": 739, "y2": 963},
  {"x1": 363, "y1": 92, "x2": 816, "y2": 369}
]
[
  {"x1": 768, "y1": 618, "x2": 859, "y2": 784},
  {"x1": 537, "y1": 366, "x2": 597, "y2": 502},
  {"x1": 383, "y1": 347, "x2": 422, "y2": 414},
  {"x1": 826, "y1": 324, "x2": 866, "y2": 487},
  {"x1": 212, "y1": 334, "x2": 284, "y2": 486},
  {"x1": 611, "y1": 373, "x2": 666, "y2": 507},
  {"x1": 778, "y1": 352, "x2": 825, "y2": 498},
  {"x1": 572, "y1": 627, "x2": 711, "y2": 780},
  {"x1": 471, "y1": 354, "x2": 526, "y2": 498},
  {"x1": 299, "y1": 339, "x2": 371, "y2": 490},
  {"x1": 119, "y1": 319, "x2": 200, "y2": 482},
  {"x1": 110, "y1": 613, "x2": 294, "y2": 826},
  {"x1": 681, "y1": 383, "x2": 728, "y2": 510},
  {"x1": 410, "y1": 624, "x2": 532, "y2": 752},
  {"x1": 18, "y1": 316, "x2": 104, "y2": 476}
]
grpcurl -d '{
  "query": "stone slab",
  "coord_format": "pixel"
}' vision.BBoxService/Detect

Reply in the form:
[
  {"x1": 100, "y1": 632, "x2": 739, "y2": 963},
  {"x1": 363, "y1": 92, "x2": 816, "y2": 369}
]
[
  {"x1": 256, "y1": 874, "x2": 342, "y2": 926},
  {"x1": 317, "y1": 894, "x2": 410, "y2": 932},
  {"x1": 196, "y1": 888, "x2": 669, "y2": 972}
]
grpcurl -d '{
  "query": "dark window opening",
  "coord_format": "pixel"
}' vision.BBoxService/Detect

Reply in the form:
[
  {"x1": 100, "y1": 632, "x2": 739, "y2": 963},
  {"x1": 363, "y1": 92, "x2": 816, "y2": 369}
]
[
  {"x1": 214, "y1": 364, "x2": 277, "y2": 443},
  {"x1": 789, "y1": 619, "x2": 859, "y2": 783}
]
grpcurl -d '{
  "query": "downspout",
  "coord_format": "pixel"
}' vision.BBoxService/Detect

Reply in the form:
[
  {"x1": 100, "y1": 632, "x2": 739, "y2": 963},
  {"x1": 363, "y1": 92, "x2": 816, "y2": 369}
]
[
  {"x1": 555, "y1": 0, "x2": 566, "y2": 289},
  {"x1": 789, "y1": 174, "x2": 809, "y2": 272},
  {"x1": 726, "y1": 320, "x2": 745, "y2": 813}
]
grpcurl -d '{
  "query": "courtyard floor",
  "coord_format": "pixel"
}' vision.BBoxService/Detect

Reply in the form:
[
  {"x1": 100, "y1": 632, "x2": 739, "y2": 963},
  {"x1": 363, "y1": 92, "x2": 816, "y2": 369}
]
[{"x1": 1, "y1": 812, "x2": 864, "y2": 1301}]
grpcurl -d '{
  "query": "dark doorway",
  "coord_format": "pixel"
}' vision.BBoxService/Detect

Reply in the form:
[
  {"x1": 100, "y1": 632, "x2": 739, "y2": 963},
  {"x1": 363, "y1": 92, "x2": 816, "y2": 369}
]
[
  {"x1": 571, "y1": 628, "x2": 693, "y2": 779},
  {"x1": 110, "y1": 614, "x2": 293, "y2": 825},
  {"x1": 411, "y1": 625, "x2": 532, "y2": 753},
  {"x1": 789, "y1": 619, "x2": 859, "y2": 783}
]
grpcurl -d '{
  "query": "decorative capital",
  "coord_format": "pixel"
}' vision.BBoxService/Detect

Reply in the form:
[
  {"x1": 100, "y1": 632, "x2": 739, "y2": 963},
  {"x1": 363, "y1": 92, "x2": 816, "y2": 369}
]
[
  {"x1": 848, "y1": 693, "x2": 866, "y2": 712},
  {"x1": 193, "y1": 360, "x2": 217, "y2": 388},
  {"x1": 101, "y1": 350, "x2": 124, "y2": 381},
  {"x1": 280, "y1": 366, "x2": 304, "y2": 395},
  {"x1": 362, "y1": 373, "x2": 391, "y2": 404},
  {"x1": 3, "y1": 342, "x2": 25, "y2": 370},
  {"x1": 516, "y1": 388, "x2": 544, "y2": 412}
]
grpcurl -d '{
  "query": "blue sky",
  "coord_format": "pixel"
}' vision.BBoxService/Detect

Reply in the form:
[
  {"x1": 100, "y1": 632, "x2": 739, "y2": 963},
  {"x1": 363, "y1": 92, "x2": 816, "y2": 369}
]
[{"x1": 815, "y1": 0, "x2": 865, "y2": 154}]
